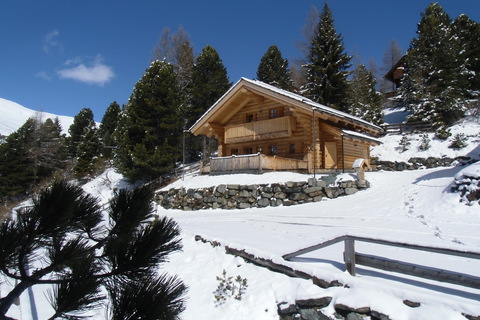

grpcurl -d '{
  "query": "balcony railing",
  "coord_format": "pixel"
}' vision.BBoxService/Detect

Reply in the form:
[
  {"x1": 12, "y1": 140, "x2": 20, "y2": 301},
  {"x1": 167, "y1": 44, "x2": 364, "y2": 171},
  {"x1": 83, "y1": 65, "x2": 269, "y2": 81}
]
[{"x1": 225, "y1": 116, "x2": 296, "y2": 144}]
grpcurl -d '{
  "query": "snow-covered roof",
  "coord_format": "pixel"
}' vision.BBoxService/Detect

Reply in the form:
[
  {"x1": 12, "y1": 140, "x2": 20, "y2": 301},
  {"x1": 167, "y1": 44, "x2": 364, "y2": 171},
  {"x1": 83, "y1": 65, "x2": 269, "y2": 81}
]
[
  {"x1": 342, "y1": 129, "x2": 383, "y2": 145},
  {"x1": 189, "y1": 78, "x2": 383, "y2": 136}
]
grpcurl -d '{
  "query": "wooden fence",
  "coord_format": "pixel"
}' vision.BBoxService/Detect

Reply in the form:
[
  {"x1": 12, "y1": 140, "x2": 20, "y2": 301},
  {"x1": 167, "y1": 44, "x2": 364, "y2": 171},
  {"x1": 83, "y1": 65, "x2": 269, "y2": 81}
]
[
  {"x1": 283, "y1": 235, "x2": 480, "y2": 289},
  {"x1": 209, "y1": 153, "x2": 308, "y2": 174},
  {"x1": 382, "y1": 122, "x2": 434, "y2": 134}
]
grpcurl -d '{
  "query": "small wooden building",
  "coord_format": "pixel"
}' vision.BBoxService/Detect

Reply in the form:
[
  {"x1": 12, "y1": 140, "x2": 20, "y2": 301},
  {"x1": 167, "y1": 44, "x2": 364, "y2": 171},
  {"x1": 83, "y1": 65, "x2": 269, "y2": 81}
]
[{"x1": 190, "y1": 78, "x2": 383, "y2": 174}]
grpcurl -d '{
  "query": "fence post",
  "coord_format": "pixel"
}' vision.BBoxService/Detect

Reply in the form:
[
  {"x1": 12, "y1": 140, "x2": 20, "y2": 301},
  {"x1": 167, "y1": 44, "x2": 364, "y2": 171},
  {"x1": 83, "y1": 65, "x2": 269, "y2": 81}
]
[{"x1": 344, "y1": 238, "x2": 356, "y2": 276}]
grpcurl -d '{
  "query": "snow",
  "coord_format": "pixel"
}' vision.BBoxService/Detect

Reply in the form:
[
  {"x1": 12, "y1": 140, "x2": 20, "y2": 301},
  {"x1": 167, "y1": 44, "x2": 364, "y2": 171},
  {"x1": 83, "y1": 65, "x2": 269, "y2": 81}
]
[
  {"x1": 3, "y1": 109, "x2": 480, "y2": 319},
  {"x1": 0, "y1": 97, "x2": 75, "y2": 136}
]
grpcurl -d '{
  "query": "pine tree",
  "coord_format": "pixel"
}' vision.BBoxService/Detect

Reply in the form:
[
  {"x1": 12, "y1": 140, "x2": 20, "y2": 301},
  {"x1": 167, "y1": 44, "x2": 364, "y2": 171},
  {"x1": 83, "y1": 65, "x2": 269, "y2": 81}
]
[
  {"x1": 401, "y1": 3, "x2": 467, "y2": 126},
  {"x1": 114, "y1": 60, "x2": 182, "y2": 181},
  {"x1": 99, "y1": 101, "x2": 121, "y2": 160},
  {"x1": 74, "y1": 126, "x2": 101, "y2": 179},
  {"x1": 188, "y1": 45, "x2": 231, "y2": 162},
  {"x1": 0, "y1": 120, "x2": 36, "y2": 201},
  {"x1": 0, "y1": 181, "x2": 187, "y2": 319},
  {"x1": 347, "y1": 64, "x2": 384, "y2": 126},
  {"x1": 302, "y1": 3, "x2": 351, "y2": 111},
  {"x1": 451, "y1": 14, "x2": 480, "y2": 99},
  {"x1": 256, "y1": 45, "x2": 294, "y2": 91},
  {"x1": 68, "y1": 108, "x2": 96, "y2": 157}
]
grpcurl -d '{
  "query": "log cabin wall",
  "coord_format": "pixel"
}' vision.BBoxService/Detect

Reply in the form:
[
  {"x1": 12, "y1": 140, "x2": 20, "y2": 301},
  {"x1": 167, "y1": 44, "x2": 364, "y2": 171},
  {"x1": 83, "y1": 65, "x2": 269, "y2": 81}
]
[{"x1": 223, "y1": 96, "x2": 310, "y2": 161}]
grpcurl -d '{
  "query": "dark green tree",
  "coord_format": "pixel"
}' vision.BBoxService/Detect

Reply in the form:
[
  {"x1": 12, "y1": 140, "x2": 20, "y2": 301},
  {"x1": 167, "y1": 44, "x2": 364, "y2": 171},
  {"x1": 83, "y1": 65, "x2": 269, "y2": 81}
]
[
  {"x1": 0, "y1": 120, "x2": 36, "y2": 201},
  {"x1": 347, "y1": 64, "x2": 383, "y2": 126},
  {"x1": 114, "y1": 60, "x2": 182, "y2": 181},
  {"x1": 68, "y1": 108, "x2": 96, "y2": 157},
  {"x1": 34, "y1": 117, "x2": 67, "y2": 178},
  {"x1": 256, "y1": 45, "x2": 294, "y2": 91},
  {"x1": 302, "y1": 3, "x2": 351, "y2": 111},
  {"x1": 188, "y1": 45, "x2": 231, "y2": 162},
  {"x1": 401, "y1": 3, "x2": 467, "y2": 126},
  {"x1": 99, "y1": 101, "x2": 121, "y2": 160},
  {"x1": 74, "y1": 126, "x2": 101, "y2": 179},
  {"x1": 0, "y1": 181, "x2": 187, "y2": 319},
  {"x1": 451, "y1": 14, "x2": 480, "y2": 99}
]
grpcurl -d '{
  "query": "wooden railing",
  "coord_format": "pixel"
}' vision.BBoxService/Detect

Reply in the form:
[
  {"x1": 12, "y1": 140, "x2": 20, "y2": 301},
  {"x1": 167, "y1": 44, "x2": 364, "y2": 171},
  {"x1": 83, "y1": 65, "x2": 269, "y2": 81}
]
[
  {"x1": 225, "y1": 116, "x2": 296, "y2": 143},
  {"x1": 382, "y1": 122, "x2": 434, "y2": 134},
  {"x1": 283, "y1": 235, "x2": 480, "y2": 289},
  {"x1": 210, "y1": 153, "x2": 308, "y2": 174}
]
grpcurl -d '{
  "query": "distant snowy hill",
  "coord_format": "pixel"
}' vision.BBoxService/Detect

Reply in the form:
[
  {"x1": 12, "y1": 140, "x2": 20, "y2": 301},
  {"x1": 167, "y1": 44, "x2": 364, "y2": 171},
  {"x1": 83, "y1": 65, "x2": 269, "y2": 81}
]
[{"x1": 0, "y1": 97, "x2": 74, "y2": 136}]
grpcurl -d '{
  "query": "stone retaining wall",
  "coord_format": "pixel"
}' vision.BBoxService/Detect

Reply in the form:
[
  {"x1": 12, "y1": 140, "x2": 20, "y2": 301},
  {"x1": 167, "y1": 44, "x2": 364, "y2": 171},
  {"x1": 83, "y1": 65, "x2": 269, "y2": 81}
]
[
  {"x1": 156, "y1": 176, "x2": 369, "y2": 211},
  {"x1": 372, "y1": 156, "x2": 475, "y2": 171}
]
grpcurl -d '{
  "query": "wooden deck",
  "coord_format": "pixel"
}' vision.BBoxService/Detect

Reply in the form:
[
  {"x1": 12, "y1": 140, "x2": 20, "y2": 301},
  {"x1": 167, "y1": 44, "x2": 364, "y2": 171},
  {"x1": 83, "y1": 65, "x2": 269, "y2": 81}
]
[{"x1": 205, "y1": 153, "x2": 308, "y2": 174}]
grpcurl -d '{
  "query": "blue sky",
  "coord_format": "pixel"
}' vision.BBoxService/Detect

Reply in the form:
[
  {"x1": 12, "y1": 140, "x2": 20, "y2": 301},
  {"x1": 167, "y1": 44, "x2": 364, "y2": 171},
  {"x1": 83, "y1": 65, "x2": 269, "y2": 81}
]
[{"x1": 1, "y1": 1, "x2": 479, "y2": 122}]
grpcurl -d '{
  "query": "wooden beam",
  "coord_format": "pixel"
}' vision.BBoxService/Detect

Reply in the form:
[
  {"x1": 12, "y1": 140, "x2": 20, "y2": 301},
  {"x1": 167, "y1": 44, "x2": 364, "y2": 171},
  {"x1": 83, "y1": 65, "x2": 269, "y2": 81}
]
[{"x1": 355, "y1": 253, "x2": 480, "y2": 289}]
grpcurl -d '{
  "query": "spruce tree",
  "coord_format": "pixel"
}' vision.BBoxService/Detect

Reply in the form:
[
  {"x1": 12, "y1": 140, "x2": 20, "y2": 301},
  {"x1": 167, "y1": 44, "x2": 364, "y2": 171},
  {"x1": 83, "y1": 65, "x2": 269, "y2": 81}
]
[
  {"x1": 401, "y1": 3, "x2": 467, "y2": 126},
  {"x1": 68, "y1": 108, "x2": 96, "y2": 157},
  {"x1": 74, "y1": 126, "x2": 101, "y2": 179},
  {"x1": 0, "y1": 180, "x2": 187, "y2": 319},
  {"x1": 302, "y1": 3, "x2": 351, "y2": 111},
  {"x1": 0, "y1": 120, "x2": 36, "y2": 201},
  {"x1": 99, "y1": 101, "x2": 121, "y2": 160},
  {"x1": 451, "y1": 14, "x2": 480, "y2": 99},
  {"x1": 256, "y1": 45, "x2": 294, "y2": 91},
  {"x1": 347, "y1": 64, "x2": 383, "y2": 126},
  {"x1": 189, "y1": 45, "x2": 231, "y2": 162},
  {"x1": 115, "y1": 60, "x2": 182, "y2": 182}
]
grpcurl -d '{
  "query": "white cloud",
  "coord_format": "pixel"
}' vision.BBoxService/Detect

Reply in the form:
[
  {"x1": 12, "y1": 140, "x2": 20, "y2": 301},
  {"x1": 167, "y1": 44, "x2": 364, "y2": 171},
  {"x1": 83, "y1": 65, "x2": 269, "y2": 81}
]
[
  {"x1": 57, "y1": 55, "x2": 115, "y2": 86},
  {"x1": 43, "y1": 30, "x2": 63, "y2": 54},
  {"x1": 35, "y1": 71, "x2": 51, "y2": 81}
]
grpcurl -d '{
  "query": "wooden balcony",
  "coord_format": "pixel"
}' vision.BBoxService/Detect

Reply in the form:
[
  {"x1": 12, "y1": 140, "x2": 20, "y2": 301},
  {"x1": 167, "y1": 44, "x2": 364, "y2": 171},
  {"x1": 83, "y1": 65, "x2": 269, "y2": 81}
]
[{"x1": 225, "y1": 116, "x2": 296, "y2": 144}]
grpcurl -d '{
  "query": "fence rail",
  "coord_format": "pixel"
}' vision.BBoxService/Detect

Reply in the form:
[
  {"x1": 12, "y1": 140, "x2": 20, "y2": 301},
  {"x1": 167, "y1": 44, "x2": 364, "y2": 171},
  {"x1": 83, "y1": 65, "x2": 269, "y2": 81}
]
[
  {"x1": 382, "y1": 122, "x2": 434, "y2": 134},
  {"x1": 283, "y1": 235, "x2": 480, "y2": 289}
]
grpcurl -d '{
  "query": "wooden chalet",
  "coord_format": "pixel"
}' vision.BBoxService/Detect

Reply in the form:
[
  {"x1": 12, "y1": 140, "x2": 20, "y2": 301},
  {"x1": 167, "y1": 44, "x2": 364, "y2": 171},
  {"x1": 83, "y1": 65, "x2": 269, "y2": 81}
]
[
  {"x1": 189, "y1": 78, "x2": 383, "y2": 174},
  {"x1": 384, "y1": 55, "x2": 405, "y2": 98}
]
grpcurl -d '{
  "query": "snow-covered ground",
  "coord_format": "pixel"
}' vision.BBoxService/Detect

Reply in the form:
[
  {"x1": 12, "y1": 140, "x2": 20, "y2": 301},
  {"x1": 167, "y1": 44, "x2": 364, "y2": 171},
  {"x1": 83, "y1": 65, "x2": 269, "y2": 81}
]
[
  {"x1": 0, "y1": 97, "x2": 74, "y2": 136},
  {"x1": 3, "y1": 108, "x2": 480, "y2": 320}
]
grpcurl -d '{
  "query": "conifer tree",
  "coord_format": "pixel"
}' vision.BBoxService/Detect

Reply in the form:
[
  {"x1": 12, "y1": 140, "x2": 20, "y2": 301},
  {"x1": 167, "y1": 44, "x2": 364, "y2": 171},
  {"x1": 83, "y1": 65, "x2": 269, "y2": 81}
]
[
  {"x1": 256, "y1": 45, "x2": 294, "y2": 91},
  {"x1": 0, "y1": 120, "x2": 36, "y2": 201},
  {"x1": 302, "y1": 3, "x2": 351, "y2": 111},
  {"x1": 68, "y1": 108, "x2": 96, "y2": 157},
  {"x1": 0, "y1": 180, "x2": 187, "y2": 319},
  {"x1": 188, "y1": 45, "x2": 231, "y2": 162},
  {"x1": 401, "y1": 3, "x2": 467, "y2": 126},
  {"x1": 451, "y1": 14, "x2": 480, "y2": 99},
  {"x1": 114, "y1": 60, "x2": 182, "y2": 181},
  {"x1": 99, "y1": 101, "x2": 121, "y2": 160},
  {"x1": 74, "y1": 126, "x2": 101, "y2": 179},
  {"x1": 347, "y1": 64, "x2": 383, "y2": 126}
]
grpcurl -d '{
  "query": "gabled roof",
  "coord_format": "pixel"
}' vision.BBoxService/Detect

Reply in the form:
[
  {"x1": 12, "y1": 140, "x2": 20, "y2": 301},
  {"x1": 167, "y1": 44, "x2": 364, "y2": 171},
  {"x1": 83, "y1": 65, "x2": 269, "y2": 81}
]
[{"x1": 190, "y1": 78, "x2": 383, "y2": 136}]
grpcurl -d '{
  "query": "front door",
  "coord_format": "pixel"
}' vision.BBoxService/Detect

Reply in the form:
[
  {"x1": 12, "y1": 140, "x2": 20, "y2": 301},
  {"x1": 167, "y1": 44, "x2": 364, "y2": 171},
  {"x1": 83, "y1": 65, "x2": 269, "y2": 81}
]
[{"x1": 324, "y1": 142, "x2": 337, "y2": 169}]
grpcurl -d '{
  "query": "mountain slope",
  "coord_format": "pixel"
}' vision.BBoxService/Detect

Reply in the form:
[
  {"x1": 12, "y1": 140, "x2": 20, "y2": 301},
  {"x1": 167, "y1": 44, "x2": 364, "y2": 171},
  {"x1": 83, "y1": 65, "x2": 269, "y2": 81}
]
[{"x1": 0, "y1": 97, "x2": 74, "y2": 136}]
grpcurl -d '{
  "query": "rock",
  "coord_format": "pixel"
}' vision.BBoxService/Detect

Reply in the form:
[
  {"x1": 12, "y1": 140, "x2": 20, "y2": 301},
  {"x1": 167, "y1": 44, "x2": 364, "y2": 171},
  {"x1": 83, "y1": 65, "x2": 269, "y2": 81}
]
[
  {"x1": 216, "y1": 184, "x2": 227, "y2": 194},
  {"x1": 257, "y1": 198, "x2": 270, "y2": 208},
  {"x1": 344, "y1": 187, "x2": 358, "y2": 195},
  {"x1": 403, "y1": 300, "x2": 421, "y2": 308},
  {"x1": 296, "y1": 297, "x2": 332, "y2": 309},
  {"x1": 346, "y1": 312, "x2": 363, "y2": 320}
]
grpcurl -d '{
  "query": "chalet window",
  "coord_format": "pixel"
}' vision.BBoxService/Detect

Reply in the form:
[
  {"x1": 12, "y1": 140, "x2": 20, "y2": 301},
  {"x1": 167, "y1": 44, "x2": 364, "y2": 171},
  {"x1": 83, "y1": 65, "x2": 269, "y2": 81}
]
[
  {"x1": 231, "y1": 148, "x2": 238, "y2": 155},
  {"x1": 269, "y1": 145, "x2": 277, "y2": 156},
  {"x1": 289, "y1": 144, "x2": 296, "y2": 154},
  {"x1": 244, "y1": 147, "x2": 253, "y2": 154},
  {"x1": 246, "y1": 113, "x2": 255, "y2": 122},
  {"x1": 269, "y1": 108, "x2": 277, "y2": 119}
]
